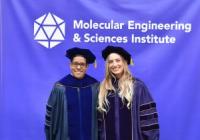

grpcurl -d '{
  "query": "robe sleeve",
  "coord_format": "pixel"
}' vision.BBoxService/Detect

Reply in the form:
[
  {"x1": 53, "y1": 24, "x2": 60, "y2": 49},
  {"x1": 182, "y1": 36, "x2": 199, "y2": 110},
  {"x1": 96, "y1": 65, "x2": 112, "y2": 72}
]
[
  {"x1": 95, "y1": 84, "x2": 105, "y2": 140},
  {"x1": 138, "y1": 82, "x2": 160, "y2": 140},
  {"x1": 44, "y1": 83, "x2": 65, "y2": 140},
  {"x1": 97, "y1": 111, "x2": 105, "y2": 140}
]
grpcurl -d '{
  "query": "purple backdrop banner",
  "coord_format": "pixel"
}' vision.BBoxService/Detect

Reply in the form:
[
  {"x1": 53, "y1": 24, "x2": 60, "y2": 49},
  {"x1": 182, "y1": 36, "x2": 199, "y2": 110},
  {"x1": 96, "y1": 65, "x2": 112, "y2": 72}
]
[{"x1": 1, "y1": 0, "x2": 200, "y2": 140}]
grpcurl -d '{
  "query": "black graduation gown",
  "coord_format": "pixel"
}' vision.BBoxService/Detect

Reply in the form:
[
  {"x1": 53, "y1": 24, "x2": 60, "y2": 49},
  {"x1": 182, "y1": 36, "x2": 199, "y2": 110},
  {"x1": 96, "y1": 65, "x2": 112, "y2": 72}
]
[
  {"x1": 45, "y1": 74, "x2": 99, "y2": 140},
  {"x1": 98, "y1": 78, "x2": 159, "y2": 140}
]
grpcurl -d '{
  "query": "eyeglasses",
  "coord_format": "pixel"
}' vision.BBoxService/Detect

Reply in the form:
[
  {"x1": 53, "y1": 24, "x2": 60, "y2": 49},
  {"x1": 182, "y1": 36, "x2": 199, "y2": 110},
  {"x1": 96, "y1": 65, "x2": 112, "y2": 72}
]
[{"x1": 71, "y1": 62, "x2": 87, "y2": 68}]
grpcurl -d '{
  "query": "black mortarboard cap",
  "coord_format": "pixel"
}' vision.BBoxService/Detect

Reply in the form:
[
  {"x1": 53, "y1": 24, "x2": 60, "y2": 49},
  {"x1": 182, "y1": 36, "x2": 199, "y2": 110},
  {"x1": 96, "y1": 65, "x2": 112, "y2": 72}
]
[
  {"x1": 102, "y1": 46, "x2": 132, "y2": 65},
  {"x1": 66, "y1": 47, "x2": 96, "y2": 64}
]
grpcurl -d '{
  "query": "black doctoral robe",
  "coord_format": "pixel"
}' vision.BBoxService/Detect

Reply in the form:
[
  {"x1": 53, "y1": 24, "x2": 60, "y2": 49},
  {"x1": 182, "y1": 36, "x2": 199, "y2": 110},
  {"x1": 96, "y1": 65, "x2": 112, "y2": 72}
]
[
  {"x1": 98, "y1": 78, "x2": 159, "y2": 140},
  {"x1": 45, "y1": 74, "x2": 99, "y2": 140}
]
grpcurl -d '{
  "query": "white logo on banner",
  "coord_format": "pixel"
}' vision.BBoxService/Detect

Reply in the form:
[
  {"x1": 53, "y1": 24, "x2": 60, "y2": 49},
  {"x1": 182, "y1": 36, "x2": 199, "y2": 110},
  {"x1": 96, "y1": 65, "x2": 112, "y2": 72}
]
[{"x1": 34, "y1": 13, "x2": 65, "y2": 48}]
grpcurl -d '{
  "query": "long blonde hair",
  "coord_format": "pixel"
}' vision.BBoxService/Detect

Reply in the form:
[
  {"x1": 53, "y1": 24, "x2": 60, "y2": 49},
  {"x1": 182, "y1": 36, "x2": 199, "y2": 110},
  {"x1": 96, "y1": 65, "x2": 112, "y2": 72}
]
[{"x1": 98, "y1": 56, "x2": 134, "y2": 113}]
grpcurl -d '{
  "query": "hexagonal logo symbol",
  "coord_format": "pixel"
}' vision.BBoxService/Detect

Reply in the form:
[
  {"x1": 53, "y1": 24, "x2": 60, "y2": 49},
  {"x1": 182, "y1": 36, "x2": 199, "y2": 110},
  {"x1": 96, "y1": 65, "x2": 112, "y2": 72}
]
[{"x1": 34, "y1": 13, "x2": 65, "y2": 48}]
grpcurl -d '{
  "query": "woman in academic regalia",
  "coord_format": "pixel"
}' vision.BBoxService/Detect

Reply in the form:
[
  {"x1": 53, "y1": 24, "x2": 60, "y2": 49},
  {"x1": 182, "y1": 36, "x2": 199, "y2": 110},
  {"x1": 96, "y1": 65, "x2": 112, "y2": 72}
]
[{"x1": 98, "y1": 46, "x2": 160, "y2": 140}]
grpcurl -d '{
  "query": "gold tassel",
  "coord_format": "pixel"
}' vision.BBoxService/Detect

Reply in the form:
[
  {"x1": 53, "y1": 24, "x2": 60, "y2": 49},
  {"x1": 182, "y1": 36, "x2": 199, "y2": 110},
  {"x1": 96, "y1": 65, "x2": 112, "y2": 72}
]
[
  {"x1": 130, "y1": 58, "x2": 134, "y2": 66},
  {"x1": 94, "y1": 60, "x2": 97, "y2": 68}
]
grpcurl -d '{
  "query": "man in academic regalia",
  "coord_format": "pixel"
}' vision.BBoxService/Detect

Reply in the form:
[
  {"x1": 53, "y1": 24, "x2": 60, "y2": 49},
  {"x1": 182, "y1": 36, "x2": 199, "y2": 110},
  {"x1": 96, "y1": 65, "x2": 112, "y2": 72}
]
[{"x1": 45, "y1": 47, "x2": 99, "y2": 140}]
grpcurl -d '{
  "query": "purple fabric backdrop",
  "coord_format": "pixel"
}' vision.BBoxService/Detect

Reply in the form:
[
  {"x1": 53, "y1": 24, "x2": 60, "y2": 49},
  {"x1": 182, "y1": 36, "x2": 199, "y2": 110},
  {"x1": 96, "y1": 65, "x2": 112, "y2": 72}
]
[{"x1": 1, "y1": 0, "x2": 200, "y2": 139}]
